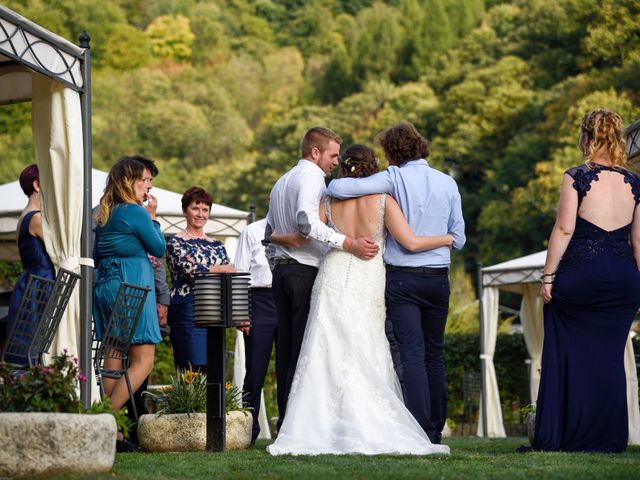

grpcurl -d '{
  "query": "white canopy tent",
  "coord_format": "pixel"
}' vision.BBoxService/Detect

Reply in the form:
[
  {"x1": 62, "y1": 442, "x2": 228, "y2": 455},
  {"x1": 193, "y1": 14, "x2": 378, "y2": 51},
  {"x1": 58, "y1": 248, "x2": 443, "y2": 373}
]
[
  {"x1": 0, "y1": 5, "x2": 251, "y2": 405},
  {"x1": 478, "y1": 250, "x2": 640, "y2": 444},
  {"x1": 0, "y1": 5, "x2": 94, "y2": 403},
  {"x1": 0, "y1": 169, "x2": 250, "y2": 261}
]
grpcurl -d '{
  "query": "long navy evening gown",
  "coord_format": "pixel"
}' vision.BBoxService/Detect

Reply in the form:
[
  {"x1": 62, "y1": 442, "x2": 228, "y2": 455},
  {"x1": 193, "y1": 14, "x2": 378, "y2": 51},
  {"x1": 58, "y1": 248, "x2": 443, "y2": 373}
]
[
  {"x1": 5, "y1": 210, "x2": 55, "y2": 364},
  {"x1": 534, "y1": 164, "x2": 640, "y2": 453}
]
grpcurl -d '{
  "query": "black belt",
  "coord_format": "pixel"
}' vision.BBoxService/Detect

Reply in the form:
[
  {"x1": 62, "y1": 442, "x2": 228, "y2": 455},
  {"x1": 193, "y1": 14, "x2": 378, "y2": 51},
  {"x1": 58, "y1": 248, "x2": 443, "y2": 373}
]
[
  {"x1": 386, "y1": 265, "x2": 449, "y2": 275},
  {"x1": 274, "y1": 258, "x2": 300, "y2": 266},
  {"x1": 250, "y1": 287, "x2": 272, "y2": 291}
]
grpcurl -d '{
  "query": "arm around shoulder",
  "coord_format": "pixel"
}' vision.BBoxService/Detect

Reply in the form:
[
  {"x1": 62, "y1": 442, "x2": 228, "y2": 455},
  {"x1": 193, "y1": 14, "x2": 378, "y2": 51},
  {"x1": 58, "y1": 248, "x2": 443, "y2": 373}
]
[
  {"x1": 385, "y1": 197, "x2": 453, "y2": 252},
  {"x1": 326, "y1": 171, "x2": 394, "y2": 199}
]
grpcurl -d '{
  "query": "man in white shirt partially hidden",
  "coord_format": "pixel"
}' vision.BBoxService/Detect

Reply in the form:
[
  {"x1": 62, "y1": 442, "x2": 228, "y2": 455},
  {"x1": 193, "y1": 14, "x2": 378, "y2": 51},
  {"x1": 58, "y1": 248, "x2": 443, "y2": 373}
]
[
  {"x1": 265, "y1": 127, "x2": 379, "y2": 432},
  {"x1": 234, "y1": 217, "x2": 278, "y2": 444}
]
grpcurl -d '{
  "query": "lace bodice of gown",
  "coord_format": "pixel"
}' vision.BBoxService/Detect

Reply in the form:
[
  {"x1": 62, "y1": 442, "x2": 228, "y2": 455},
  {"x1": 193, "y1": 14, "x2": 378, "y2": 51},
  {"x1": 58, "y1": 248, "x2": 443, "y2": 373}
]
[{"x1": 560, "y1": 164, "x2": 640, "y2": 269}]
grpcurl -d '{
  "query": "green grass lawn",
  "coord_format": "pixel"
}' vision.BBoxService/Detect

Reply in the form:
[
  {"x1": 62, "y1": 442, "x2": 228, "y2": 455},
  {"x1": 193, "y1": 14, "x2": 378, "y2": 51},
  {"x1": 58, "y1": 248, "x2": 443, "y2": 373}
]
[{"x1": 44, "y1": 437, "x2": 640, "y2": 480}]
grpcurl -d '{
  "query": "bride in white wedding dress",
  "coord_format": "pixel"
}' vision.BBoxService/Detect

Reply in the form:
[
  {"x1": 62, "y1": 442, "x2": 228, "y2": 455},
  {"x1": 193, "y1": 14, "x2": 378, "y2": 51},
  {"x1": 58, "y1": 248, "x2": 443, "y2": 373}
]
[{"x1": 267, "y1": 145, "x2": 452, "y2": 456}]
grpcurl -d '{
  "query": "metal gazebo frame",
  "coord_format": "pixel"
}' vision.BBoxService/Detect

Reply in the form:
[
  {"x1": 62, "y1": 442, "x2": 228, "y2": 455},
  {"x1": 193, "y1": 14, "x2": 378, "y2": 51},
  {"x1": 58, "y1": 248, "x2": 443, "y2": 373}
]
[{"x1": 0, "y1": 5, "x2": 93, "y2": 405}]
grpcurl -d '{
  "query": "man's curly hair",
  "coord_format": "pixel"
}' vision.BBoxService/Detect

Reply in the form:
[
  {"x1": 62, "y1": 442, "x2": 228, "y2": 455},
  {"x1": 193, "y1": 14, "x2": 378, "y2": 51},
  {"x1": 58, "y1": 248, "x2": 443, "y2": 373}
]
[{"x1": 377, "y1": 122, "x2": 430, "y2": 166}]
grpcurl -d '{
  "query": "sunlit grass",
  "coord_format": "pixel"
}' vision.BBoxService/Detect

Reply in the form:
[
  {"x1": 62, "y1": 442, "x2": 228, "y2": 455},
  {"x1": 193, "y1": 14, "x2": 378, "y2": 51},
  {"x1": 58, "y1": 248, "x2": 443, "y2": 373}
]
[{"x1": 43, "y1": 437, "x2": 640, "y2": 480}]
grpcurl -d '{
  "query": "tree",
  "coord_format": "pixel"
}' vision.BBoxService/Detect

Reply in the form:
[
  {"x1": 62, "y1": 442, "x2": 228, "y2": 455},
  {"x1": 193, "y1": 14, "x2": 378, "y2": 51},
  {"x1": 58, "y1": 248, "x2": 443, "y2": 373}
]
[
  {"x1": 350, "y1": 3, "x2": 403, "y2": 87},
  {"x1": 102, "y1": 24, "x2": 151, "y2": 70},
  {"x1": 188, "y1": 3, "x2": 230, "y2": 66},
  {"x1": 146, "y1": 15, "x2": 195, "y2": 63}
]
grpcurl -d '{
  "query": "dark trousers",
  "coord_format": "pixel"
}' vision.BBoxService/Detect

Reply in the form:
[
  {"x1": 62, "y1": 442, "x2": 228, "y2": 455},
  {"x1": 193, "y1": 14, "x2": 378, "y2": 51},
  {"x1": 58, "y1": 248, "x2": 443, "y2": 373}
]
[
  {"x1": 272, "y1": 263, "x2": 318, "y2": 431},
  {"x1": 385, "y1": 270, "x2": 450, "y2": 444},
  {"x1": 125, "y1": 376, "x2": 149, "y2": 443},
  {"x1": 242, "y1": 288, "x2": 278, "y2": 442}
]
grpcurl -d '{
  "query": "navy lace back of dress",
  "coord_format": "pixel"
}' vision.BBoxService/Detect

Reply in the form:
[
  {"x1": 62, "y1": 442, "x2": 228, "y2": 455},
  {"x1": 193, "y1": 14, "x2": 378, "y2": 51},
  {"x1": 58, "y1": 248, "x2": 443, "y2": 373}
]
[
  {"x1": 560, "y1": 164, "x2": 640, "y2": 269},
  {"x1": 533, "y1": 163, "x2": 640, "y2": 453}
]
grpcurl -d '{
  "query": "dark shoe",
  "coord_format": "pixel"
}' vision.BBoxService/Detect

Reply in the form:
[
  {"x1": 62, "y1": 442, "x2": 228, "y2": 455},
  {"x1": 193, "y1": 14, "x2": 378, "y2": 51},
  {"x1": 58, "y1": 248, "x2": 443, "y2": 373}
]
[
  {"x1": 515, "y1": 445, "x2": 535, "y2": 453},
  {"x1": 116, "y1": 438, "x2": 143, "y2": 453}
]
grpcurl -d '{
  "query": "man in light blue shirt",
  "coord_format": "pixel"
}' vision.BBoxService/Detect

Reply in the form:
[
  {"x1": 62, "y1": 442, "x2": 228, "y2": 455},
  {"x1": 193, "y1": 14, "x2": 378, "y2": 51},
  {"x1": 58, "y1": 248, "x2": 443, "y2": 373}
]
[{"x1": 327, "y1": 122, "x2": 465, "y2": 444}]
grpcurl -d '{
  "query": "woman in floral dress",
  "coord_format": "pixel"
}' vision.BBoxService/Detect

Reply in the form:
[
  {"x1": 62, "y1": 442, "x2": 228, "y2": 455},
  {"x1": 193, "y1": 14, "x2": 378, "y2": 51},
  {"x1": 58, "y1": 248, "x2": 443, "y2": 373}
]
[{"x1": 166, "y1": 187, "x2": 235, "y2": 371}]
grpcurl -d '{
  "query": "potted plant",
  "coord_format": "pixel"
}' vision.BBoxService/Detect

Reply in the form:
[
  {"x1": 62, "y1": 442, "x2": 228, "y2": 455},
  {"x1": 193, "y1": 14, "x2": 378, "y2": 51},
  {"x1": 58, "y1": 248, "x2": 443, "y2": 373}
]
[
  {"x1": 0, "y1": 351, "x2": 121, "y2": 477},
  {"x1": 138, "y1": 370, "x2": 252, "y2": 452}
]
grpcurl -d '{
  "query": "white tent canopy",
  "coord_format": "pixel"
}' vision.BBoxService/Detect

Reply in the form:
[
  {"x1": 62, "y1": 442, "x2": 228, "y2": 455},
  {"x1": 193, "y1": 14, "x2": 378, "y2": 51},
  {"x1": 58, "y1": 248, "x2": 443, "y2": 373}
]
[
  {"x1": 478, "y1": 250, "x2": 640, "y2": 444},
  {"x1": 0, "y1": 169, "x2": 249, "y2": 261}
]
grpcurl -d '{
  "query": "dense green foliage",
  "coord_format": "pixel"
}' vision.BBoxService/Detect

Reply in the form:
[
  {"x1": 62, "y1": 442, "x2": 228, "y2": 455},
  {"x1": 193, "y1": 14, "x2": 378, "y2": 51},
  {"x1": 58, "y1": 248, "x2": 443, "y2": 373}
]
[
  {"x1": 2, "y1": 0, "x2": 638, "y2": 270},
  {"x1": 445, "y1": 333, "x2": 529, "y2": 425}
]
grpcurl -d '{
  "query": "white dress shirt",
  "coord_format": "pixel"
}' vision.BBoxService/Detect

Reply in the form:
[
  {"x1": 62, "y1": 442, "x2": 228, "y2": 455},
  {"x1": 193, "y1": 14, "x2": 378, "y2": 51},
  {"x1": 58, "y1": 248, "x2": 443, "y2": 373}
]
[
  {"x1": 266, "y1": 159, "x2": 346, "y2": 268},
  {"x1": 234, "y1": 218, "x2": 273, "y2": 288}
]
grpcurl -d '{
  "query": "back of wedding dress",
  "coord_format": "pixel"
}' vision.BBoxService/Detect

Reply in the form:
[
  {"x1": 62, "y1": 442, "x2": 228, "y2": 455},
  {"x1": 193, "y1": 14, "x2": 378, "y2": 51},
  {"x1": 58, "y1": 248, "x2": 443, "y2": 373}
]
[{"x1": 267, "y1": 194, "x2": 450, "y2": 456}]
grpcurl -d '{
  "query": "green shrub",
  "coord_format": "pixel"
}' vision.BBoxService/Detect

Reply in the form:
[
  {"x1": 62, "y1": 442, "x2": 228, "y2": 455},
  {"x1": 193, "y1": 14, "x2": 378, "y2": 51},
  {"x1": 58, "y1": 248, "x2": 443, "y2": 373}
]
[
  {"x1": 0, "y1": 351, "x2": 132, "y2": 434},
  {"x1": 145, "y1": 369, "x2": 207, "y2": 415},
  {"x1": 144, "y1": 369, "x2": 251, "y2": 415},
  {"x1": 445, "y1": 333, "x2": 529, "y2": 425},
  {"x1": 0, "y1": 351, "x2": 84, "y2": 413}
]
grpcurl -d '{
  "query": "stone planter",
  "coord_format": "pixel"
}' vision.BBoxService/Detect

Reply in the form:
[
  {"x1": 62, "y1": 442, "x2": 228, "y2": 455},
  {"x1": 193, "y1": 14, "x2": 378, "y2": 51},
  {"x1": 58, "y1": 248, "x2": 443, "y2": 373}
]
[
  {"x1": 0, "y1": 412, "x2": 117, "y2": 478},
  {"x1": 138, "y1": 410, "x2": 253, "y2": 452},
  {"x1": 527, "y1": 412, "x2": 536, "y2": 445}
]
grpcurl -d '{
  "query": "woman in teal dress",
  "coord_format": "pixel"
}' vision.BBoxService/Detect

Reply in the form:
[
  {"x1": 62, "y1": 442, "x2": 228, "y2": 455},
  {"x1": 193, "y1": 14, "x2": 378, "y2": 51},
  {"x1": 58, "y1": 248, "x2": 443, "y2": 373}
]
[{"x1": 93, "y1": 157, "x2": 166, "y2": 413}]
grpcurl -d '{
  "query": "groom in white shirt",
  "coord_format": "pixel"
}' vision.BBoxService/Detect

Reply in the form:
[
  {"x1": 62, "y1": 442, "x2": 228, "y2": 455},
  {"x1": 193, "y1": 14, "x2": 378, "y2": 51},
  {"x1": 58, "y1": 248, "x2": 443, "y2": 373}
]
[{"x1": 265, "y1": 127, "x2": 379, "y2": 431}]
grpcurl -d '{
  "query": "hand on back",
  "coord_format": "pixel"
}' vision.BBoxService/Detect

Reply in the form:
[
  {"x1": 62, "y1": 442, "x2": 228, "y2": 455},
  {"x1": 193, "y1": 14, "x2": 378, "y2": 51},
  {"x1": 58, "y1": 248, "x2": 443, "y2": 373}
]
[{"x1": 347, "y1": 237, "x2": 379, "y2": 260}]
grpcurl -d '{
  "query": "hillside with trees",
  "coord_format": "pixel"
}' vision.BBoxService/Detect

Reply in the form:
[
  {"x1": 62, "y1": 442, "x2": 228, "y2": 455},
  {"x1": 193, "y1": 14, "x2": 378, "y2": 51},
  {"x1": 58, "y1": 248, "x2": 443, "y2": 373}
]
[{"x1": 1, "y1": 0, "x2": 639, "y2": 326}]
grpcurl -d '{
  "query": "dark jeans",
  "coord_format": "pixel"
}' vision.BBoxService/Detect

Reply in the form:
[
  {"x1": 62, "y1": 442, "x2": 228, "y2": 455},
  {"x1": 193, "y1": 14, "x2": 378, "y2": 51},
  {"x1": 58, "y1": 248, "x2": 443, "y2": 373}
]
[
  {"x1": 125, "y1": 376, "x2": 149, "y2": 444},
  {"x1": 242, "y1": 288, "x2": 278, "y2": 442},
  {"x1": 385, "y1": 270, "x2": 450, "y2": 444},
  {"x1": 272, "y1": 262, "x2": 318, "y2": 431}
]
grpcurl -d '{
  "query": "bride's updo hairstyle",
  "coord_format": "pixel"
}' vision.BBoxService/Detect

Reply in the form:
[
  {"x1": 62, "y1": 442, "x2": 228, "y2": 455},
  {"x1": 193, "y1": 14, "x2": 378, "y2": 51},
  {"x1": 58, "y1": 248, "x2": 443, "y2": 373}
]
[
  {"x1": 580, "y1": 109, "x2": 628, "y2": 168},
  {"x1": 339, "y1": 144, "x2": 379, "y2": 179}
]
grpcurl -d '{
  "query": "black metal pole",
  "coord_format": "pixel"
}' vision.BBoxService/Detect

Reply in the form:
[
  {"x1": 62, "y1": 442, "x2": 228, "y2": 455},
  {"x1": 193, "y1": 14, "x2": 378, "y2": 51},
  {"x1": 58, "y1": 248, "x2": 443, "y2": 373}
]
[
  {"x1": 206, "y1": 326, "x2": 226, "y2": 451},
  {"x1": 78, "y1": 30, "x2": 93, "y2": 408}
]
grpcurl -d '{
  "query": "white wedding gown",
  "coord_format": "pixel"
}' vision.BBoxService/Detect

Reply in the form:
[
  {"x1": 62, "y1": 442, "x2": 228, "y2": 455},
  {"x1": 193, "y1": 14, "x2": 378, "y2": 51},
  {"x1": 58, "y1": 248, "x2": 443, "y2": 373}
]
[{"x1": 267, "y1": 195, "x2": 450, "y2": 456}]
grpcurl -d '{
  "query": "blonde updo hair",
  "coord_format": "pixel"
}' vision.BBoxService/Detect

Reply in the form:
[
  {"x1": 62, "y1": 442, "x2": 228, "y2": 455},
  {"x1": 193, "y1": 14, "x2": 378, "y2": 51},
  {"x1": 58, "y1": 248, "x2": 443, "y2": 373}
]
[
  {"x1": 580, "y1": 109, "x2": 627, "y2": 168},
  {"x1": 339, "y1": 144, "x2": 379, "y2": 178}
]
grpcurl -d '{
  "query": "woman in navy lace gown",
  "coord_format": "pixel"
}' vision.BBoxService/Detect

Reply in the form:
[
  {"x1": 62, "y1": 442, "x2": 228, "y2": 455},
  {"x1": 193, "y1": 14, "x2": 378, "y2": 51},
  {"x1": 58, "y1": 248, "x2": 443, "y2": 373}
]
[
  {"x1": 166, "y1": 187, "x2": 235, "y2": 372},
  {"x1": 534, "y1": 109, "x2": 640, "y2": 452}
]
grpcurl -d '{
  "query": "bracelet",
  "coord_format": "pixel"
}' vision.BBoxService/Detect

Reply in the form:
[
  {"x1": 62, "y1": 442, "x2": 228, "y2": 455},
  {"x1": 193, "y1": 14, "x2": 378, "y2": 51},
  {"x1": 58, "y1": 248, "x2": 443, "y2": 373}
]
[
  {"x1": 542, "y1": 281, "x2": 554, "y2": 284},
  {"x1": 541, "y1": 272, "x2": 555, "y2": 277}
]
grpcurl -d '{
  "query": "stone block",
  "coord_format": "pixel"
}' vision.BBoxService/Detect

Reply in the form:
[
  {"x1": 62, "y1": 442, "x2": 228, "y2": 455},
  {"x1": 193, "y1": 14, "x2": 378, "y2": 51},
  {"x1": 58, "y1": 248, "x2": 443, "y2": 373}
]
[
  {"x1": 0, "y1": 412, "x2": 117, "y2": 478},
  {"x1": 138, "y1": 411, "x2": 252, "y2": 452}
]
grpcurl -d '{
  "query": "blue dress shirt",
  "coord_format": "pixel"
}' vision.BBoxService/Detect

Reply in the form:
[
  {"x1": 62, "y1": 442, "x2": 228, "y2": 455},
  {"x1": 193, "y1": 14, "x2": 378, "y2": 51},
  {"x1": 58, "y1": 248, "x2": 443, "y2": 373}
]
[{"x1": 326, "y1": 159, "x2": 466, "y2": 267}]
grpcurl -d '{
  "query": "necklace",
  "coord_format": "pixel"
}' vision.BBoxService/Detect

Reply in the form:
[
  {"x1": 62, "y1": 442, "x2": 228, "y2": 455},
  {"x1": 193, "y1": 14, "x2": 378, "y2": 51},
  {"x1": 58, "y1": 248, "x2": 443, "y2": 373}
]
[{"x1": 183, "y1": 228, "x2": 207, "y2": 239}]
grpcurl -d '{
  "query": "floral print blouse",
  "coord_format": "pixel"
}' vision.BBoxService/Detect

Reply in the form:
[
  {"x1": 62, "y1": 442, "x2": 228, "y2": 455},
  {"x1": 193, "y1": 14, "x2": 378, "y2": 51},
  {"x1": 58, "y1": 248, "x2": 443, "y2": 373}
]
[{"x1": 166, "y1": 236, "x2": 230, "y2": 304}]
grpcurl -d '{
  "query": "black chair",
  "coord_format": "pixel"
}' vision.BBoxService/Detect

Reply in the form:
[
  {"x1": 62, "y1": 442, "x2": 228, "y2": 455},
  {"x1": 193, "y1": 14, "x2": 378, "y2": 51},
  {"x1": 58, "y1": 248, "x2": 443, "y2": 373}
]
[
  {"x1": 1, "y1": 268, "x2": 80, "y2": 368},
  {"x1": 93, "y1": 282, "x2": 150, "y2": 422}
]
